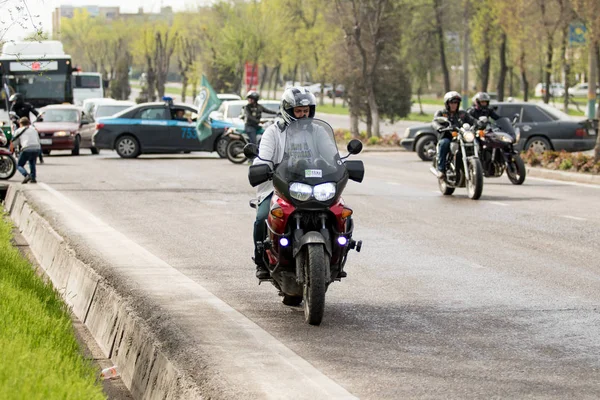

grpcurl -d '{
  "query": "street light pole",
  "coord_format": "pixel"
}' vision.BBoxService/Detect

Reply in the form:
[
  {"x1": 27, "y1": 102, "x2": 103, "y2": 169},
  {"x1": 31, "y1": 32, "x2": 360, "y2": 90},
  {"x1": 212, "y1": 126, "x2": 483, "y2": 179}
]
[{"x1": 462, "y1": 0, "x2": 470, "y2": 109}]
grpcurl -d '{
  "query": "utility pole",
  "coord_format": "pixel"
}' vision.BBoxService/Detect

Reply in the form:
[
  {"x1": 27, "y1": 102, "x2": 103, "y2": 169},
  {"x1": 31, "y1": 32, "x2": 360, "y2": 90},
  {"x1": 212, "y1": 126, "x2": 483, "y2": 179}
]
[{"x1": 462, "y1": 0, "x2": 470, "y2": 109}]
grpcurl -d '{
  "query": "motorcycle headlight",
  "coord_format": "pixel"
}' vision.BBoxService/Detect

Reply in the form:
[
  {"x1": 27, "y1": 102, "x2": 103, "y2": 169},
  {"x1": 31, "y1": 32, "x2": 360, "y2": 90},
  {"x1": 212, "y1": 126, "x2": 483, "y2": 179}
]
[
  {"x1": 501, "y1": 134, "x2": 514, "y2": 143},
  {"x1": 313, "y1": 182, "x2": 336, "y2": 201},
  {"x1": 515, "y1": 128, "x2": 521, "y2": 143},
  {"x1": 463, "y1": 131, "x2": 475, "y2": 142},
  {"x1": 289, "y1": 182, "x2": 313, "y2": 201},
  {"x1": 53, "y1": 131, "x2": 69, "y2": 137}
]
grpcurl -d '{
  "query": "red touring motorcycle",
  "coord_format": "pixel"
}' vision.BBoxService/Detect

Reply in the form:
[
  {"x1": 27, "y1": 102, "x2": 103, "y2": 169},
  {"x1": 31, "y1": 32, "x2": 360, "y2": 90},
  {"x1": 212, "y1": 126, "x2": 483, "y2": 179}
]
[{"x1": 245, "y1": 119, "x2": 364, "y2": 325}]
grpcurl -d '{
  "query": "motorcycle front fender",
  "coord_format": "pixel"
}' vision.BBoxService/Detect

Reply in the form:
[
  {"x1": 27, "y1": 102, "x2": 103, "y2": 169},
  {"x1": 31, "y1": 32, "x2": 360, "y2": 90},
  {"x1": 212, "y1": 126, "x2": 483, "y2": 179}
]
[{"x1": 293, "y1": 231, "x2": 332, "y2": 258}]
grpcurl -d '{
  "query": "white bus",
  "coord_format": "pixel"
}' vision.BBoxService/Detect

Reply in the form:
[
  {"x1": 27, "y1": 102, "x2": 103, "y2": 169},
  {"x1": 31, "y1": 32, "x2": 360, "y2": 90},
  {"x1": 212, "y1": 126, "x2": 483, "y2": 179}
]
[{"x1": 72, "y1": 71, "x2": 104, "y2": 106}]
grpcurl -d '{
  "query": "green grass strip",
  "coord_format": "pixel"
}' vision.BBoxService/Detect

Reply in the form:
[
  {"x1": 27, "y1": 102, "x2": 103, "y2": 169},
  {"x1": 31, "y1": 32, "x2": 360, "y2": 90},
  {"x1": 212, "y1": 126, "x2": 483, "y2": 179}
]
[
  {"x1": 318, "y1": 104, "x2": 432, "y2": 122},
  {"x1": 0, "y1": 216, "x2": 106, "y2": 400}
]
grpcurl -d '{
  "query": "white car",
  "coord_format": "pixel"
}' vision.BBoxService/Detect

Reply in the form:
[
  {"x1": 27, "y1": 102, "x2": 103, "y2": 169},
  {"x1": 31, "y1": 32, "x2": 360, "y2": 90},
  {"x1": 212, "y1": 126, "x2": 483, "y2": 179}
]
[
  {"x1": 534, "y1": 83, "x2": 565, "y2": 98},
  {"x1": 568, "y1": 83, "x2": 600, "y2": 98},
  {"x1": 209, "y1": 99, "x2": 280, "y2": 124},
  {"x1": 306, "y1": 83, "x2": 334, "y2": 96},
  {"x1": 91, "y1": 100, "x2": 135, "y2": 119},
  {"x1": 82, "y1": 98, "x2": 117, "y2": 118}
]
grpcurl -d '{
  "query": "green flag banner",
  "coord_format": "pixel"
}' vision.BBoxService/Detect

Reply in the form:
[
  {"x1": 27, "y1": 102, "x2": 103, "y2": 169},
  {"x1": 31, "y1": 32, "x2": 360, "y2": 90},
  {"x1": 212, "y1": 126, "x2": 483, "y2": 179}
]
[{"x1": 195, "y1": 75, "x2": 221, "y2": 141}]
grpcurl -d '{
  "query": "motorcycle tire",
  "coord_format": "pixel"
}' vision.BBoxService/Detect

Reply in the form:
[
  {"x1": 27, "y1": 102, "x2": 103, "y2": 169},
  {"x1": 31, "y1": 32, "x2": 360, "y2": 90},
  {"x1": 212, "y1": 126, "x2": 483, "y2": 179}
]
[
  {"x1": 0, "y1": 154, "x2": 16, "y2": 180},
  {"x1": 467, "y1": 158, "x2": 484, "y2": 200},
  {"x1": 226, "y1": 139, "x2": 248, "y2": 164},
  {"x1": 507, "y1": 154, "x2": 526, "y2": 185},
  {"x1": 303, "y1": 244, "x2": 328, "y2": 326},
  {"x1": 438, "y1": 178, "x2": 455, "y2": 196}
]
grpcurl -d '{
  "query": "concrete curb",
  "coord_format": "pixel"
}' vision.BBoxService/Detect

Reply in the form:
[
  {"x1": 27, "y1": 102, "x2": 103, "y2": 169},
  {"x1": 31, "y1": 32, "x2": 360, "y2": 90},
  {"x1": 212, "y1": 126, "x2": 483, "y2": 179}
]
[
  {"x1": 3, "y1": 186, "x2": 202, "y2": 400},
  {"x1": 526, "y1": 166, "x2": 600, "y2": 185}
]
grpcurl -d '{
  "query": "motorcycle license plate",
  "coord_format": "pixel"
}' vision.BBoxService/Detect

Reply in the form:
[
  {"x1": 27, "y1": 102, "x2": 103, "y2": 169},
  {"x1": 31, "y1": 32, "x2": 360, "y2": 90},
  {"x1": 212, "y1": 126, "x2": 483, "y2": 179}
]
[{"x1": 40, "y1": 139, "x2": 52, "y2": 145}]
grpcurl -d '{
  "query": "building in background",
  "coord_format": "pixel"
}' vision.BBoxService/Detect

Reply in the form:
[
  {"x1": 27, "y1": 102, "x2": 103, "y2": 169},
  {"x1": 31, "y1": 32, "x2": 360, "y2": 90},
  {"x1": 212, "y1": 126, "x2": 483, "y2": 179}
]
[{"x1": 52, "y1": 6, "x2": 173, "y2": 38}]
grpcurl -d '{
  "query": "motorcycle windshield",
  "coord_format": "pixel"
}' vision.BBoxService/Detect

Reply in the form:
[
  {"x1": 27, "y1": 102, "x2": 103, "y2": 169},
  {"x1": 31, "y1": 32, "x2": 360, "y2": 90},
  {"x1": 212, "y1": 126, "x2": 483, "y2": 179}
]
[
  {"x1": 275, "y1": 118, "x2": 345, "y2": 184},
  {"x1": 495, "y1": 117, "x2": 515, "y2": 136}
]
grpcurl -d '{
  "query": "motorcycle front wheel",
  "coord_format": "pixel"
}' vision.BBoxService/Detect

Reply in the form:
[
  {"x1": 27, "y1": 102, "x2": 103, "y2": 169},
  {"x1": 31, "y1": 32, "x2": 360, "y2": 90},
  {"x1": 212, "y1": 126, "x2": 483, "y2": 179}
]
[
  {"x1": 303, "y1": 244, "x2": 328, "y2": 326},
  {"x1": 506, "y1": 154, "x2": 526, "y2": 185},
  {"x1": 466, "y1": 158, "x2": 484, "y2": 200},
  {"x1": 0, "y1": 154, "x2": 17, "y2": 180},
  {"x1": 226, "y1": 139, "x2": 247, "y2": 164}
]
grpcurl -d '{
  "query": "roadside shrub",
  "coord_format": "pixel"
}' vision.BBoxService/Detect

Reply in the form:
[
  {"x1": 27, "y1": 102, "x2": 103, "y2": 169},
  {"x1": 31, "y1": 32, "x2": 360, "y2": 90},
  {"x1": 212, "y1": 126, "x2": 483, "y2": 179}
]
[
  {"x1": 368, "y1": 136, "x2": 381, "y2": 145},
  {"x1": 521, "y1": 149, "x2": 599, "y2": 174}
]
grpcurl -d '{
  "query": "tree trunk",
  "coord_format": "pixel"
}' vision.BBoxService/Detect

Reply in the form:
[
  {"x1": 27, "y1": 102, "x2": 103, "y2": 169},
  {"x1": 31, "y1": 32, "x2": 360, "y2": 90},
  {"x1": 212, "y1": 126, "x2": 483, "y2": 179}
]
[
  {"x1": 332, "y1": 80, "x2": 337, "y2": 107},
  {"x1": 434, "y1": 0, "x2": 451, "y2": 92},
  {"x1": 561, "y1": 26, "x2": 569, "y2": 113},
  {"x1": 480, "y1": 56, "x2": 491, "y2": 92},
  {"x1": 365, "y1": 101, "x2": 373, "y2": 139},
  {"x1": 543, "y1": 36, "x2": 553, "y2": 104},
  {"x1": 520, "y1": 50, "x2": 529, "y2": 102},
  {"x1": 259, "y1": 64, "x2": 268, "y2": 95},
  {"x1": 181, "y1": 75, "x2": 188, "y2": 103},
  {"x1": 509, "y1": 67, "x2": 514, "y2": 97},
  {"x1": 497, "y1": 33, "x2": 507, "y2": 102}
]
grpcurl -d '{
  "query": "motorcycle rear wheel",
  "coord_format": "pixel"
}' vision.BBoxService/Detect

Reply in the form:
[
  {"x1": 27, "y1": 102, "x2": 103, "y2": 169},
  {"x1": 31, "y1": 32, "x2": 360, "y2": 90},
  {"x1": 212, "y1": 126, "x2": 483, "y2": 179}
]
[
  {"x1": 0, "y1": 154, "x2": 17, "y2": 180},
  {"x1": 467, "y1": 158, "x2": 484, "y2": 200},
  {"x1": 226, "y1": 139, "x2": 247, "y2": 164},
  {"x1": 303, "y1": 244, "x2": 328, "y2": 326},
  {"x1": 507, "y1": 154, "x2": 526, "y2": 185}
]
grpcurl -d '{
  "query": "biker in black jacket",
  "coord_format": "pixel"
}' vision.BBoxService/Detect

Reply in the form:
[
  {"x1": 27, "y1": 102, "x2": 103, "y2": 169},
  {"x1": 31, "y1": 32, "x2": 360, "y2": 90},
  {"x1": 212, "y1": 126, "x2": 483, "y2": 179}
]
[
  {"x1": 9, "y1": 93, "x2": 39, "y2": 120},
  {"x1": 243, "y1": 91, "x2": 277, "y2": 145},
  {"x1": 432, "y1": 91, "x2": 476, "y2": 178},
  {"x1": 467, "y1": 92, "x2": 500, "y2": 121}
]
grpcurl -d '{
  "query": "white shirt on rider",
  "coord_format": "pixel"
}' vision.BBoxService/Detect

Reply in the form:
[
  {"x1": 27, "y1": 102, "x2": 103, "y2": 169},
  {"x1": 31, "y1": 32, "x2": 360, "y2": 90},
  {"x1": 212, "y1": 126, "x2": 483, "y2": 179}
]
[{"x1": 253, "y1": 121, "x2": 286, "y2": 204}]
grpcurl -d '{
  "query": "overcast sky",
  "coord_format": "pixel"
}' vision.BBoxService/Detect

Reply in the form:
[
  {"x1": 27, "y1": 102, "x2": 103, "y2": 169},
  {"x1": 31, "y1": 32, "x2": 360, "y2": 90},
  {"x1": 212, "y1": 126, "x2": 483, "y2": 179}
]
[{"x1": 1, "y1": 0, "x2": 211, "y2": 41}]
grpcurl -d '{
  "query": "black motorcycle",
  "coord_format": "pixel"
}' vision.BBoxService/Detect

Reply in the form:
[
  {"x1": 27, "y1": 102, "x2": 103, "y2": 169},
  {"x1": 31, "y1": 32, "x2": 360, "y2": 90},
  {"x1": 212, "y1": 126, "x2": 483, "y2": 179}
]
[
  {"x1": 430, "y1": 117, "x2": 484, "y2": 200},
  {"x1": 476, "y1": 116, "x2": 526, "y2": 185}
]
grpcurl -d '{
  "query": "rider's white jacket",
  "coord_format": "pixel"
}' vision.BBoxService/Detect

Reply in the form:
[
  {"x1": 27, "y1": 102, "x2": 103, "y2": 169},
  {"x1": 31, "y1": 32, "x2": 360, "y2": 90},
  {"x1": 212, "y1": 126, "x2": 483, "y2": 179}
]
[{"x1": 253, "y1": 121, "x2": 286, "y2": 204}]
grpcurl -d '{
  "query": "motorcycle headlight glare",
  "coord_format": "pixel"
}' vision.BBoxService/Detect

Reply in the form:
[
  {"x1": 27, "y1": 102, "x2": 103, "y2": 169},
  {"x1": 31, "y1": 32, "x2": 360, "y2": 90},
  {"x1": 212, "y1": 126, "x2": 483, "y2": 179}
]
[
  {"x1": 463, "y1": 131, "x2": 475, "y2": 142},
  {"x1": 313, "y1": 182, "x2": 336, "y2": 201},
  {"x1": 501, "y1": 134, "x2": 514, "y2": 143},
  {"x1": 289, "y1": 182, "x2": 313, "y2": 201},
  {"x1": 515, "y1": 129, "x2": 521, "y2": 143}
]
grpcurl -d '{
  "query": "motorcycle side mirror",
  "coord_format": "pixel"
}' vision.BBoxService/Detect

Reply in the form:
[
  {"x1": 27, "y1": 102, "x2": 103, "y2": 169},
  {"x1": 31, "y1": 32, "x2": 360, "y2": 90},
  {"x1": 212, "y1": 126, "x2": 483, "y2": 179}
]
[
  {"x1": 512, "y1": 113, "x2": 520, "y2": 123},
  {"x1": 434, "y1": 117, "x2": 449, "y2": 125},
  {"x1": 346, "y1": 139, "x2": 363, "y2": 155},
  {"x1": 345, "y1": 160, "x2": 365, "y2": 183},
  {"x1": 243, "y1": 143, "x2": 259, "y2": 159},
  {"x1": 248, "y1": 164, "x2": 272, "y2": 187}
]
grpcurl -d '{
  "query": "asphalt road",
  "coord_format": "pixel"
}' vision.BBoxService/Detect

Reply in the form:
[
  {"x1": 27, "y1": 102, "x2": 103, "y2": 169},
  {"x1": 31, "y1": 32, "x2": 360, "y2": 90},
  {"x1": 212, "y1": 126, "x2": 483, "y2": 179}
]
[{"x1": 10, "y1": 147, "x2": 600, "y2": 399}]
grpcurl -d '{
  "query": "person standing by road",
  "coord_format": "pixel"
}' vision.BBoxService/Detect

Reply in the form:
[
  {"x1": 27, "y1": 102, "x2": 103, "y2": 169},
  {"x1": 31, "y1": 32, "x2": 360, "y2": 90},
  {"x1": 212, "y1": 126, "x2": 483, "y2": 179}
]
[{"x1": 10, "y1": 117, "x2": 41, "y2": 184}]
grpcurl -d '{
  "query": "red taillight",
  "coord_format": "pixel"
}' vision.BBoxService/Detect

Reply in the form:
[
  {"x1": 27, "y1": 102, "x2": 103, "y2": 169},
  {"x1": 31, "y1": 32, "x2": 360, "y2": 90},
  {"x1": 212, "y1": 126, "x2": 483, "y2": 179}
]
[
  {"x1": 96, "y1": 123, "x2": 105, "y2": 130},
  {"x1": 575, "y1": 128, "x2": 586, "y2": 137}
]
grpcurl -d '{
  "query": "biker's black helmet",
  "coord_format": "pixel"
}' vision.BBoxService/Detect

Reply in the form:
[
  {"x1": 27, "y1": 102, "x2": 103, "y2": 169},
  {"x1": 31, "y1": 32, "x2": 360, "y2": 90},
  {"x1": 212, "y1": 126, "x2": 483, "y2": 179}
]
[
  {"x1": 474, "y1": 92, "x2": 491, "y2": 109},
  {"x1": 281, "y1": 86, "x2": 316, "y2": 125},
  {"x1": 246, "y1": 90, "x2": 260, "y2": 101},
  {"x1": 443, "y1": 91, "x2": 461, "y2": 111},
  {"x1": 9, "y1": 93, "x2": 23, "y2": 104}
]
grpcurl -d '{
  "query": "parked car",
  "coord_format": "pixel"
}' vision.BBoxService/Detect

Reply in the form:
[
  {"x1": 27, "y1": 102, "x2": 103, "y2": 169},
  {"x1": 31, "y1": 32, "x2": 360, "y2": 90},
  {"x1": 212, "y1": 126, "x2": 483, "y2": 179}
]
[
  {"x1": 401, "y1": 102, "x2": 597, "y2": 161},
  {"x1": 306, "y1": 83, "x2": 333, "y2": 96},
  {"x1": 534, "y1": 83, "x2": 566, "y2": 98},
  {"x1": 33, "y1": 105, "x2": 96, "y2": 156},
  {"x1": 93, "y1": 100, "x2": 229, "y2": 158},
  {"x1": 327, "y1": 84, "x2": 345, "y2": 98},
  {"x1": 568, "y1": 83, "x2": 600, "y2": 98},
  {"x1": 91, "y1": 100, "x2": 135, "y2": 120},
  {"x1": 217, "y1": 93, "x2": 242, "y2": 102},
  {"x1": 82, "y1": 97, "x2": 116, "y2": 117}
]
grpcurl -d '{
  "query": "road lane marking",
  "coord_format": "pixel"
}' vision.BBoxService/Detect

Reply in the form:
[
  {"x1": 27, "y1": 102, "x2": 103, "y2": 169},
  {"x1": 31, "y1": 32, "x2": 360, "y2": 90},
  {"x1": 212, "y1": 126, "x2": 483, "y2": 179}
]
[
  {"x1": 37, "y1": 183, "x2": 357, "y2": 399},
  {"x1": 490, "y1": 201, "x2": 509, "y2": 207},
  {"x1": 528, "y1": 177, "x2": 600, "y2": 190},
  {"x1": 561, "y1": 215, "x2": 587, "y2": 221},
  {"x1": 385, "y1": 181, "x2": 401, "y2": 185}
]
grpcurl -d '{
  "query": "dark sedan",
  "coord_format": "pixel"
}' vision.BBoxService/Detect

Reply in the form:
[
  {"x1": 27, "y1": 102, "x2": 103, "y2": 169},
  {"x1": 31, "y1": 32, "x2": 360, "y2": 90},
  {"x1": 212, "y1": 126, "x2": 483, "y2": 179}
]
[
  {"x1": 401, "y1": 102, "x2": 597, "y2": 161},
  {"x1": 92, "y1": 100, "x2": 226, "y2": 158}
]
